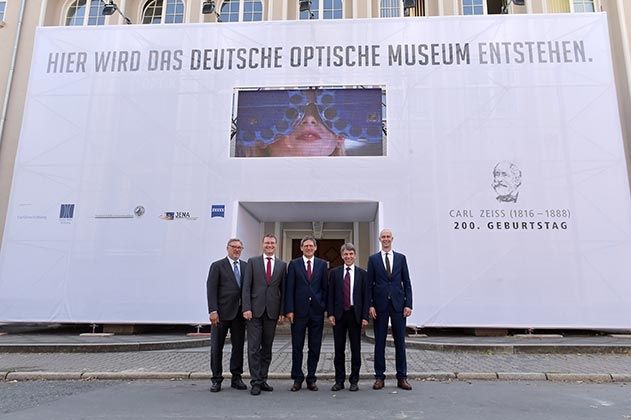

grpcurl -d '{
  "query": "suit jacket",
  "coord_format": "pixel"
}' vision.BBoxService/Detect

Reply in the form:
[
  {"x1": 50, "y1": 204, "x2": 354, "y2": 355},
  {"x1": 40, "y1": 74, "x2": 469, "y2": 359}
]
[
  {"x1": 206, "y1": 257, "x2": 247, "y2": 321},
  {"x1": 284, "y1": 256, "x2": 328, "y2": 318},
  {"x1": 242, "y1": 255, "x2": 287, "y2": 319},
  {"x1": 367, "y1": 251, "x2": 413, "y2": 313},
  {"x1": 327, "y1": 265, "x2": 369, "y2": 325}
]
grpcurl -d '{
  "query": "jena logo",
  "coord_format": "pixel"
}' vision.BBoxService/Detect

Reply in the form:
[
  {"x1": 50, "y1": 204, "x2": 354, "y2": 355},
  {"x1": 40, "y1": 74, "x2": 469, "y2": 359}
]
[
  {"x1": 160, "y1": 211, "x2": 198, "y2": 221},
  {"x1": 59, "y1": 204, "x2": 75, "y2": 223},
  {"x1": 492, "y1": 161, "x2": 522, "y2": 203},
  {"x1": 211, "y1": 205, "x2": 225, "y2": 218}
]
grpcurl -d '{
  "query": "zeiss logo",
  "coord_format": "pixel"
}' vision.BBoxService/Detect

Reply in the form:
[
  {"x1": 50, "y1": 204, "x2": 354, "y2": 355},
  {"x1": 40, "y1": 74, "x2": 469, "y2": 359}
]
[
  {"x1": 211, "y1": 205, "x2": 225, "y2": 218},
  {"x1": 59, "y1": 204, "x2": 75, "y2": 219}
]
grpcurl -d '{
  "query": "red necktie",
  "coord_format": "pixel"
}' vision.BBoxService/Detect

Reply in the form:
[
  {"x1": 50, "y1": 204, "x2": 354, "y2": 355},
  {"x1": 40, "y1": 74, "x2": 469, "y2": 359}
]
[
  {"x1": 265, "y1": 257, "x2": 272, "y2": 286},
  {"x1": 306, "y1": 260, "x2": 312, "y2": 281},
  {"x1": 343, "y1": 267, "x2": 351, "y2": 311}
]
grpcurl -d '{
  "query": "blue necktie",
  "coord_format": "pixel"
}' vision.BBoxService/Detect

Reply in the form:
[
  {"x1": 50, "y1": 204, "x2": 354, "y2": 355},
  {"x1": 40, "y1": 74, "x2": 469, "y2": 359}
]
[{"x1": 233, "y1": 261, "x2": 241, "y2": 286}]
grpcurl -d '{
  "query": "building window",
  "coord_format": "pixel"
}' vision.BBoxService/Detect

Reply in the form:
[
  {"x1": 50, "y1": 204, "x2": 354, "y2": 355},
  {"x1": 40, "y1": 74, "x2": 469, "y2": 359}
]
[
  {"x1": 300, "y1": 0, "x2": 343, "y2": 20},
  {"x1": 243, "y1": 0, "x2": 263, "y2": 21},
  {"x1": 142, "y1": 0, "x2": 185, "y2": 24},
  {"x1": 546, "y1": 0, "x2": 595, "y2": 12},
  {"x1": 380, "y1": 0, "x2": 401, "y2": 18},
  {"x1": 65, "y1": 0, "x2": 106, "y2": 26},
  {"x1": 220, "y1": 0, "x2": 240, "y2": 22},
  {"x1": 462, "y1": 0, "x2": 484, "y2": 15},
  {"x1": 546, "y1": 0, "x2": 570, "y2": 12},
  {"x1": 0, "y1": 1, "x2": 6, "y2": 22},
  {"x1": 572, "y1": 0, "x2": 595, "y2": 12}
]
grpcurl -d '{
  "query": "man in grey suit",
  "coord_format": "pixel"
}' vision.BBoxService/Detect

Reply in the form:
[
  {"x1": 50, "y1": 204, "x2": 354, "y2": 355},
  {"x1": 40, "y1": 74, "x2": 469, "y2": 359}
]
[
  {"x1": 242, "y1": 234, "x2": 287, "y2": 396},
  {"x1": 206, "y1": 238, "x2": 248, "y2": 393}
]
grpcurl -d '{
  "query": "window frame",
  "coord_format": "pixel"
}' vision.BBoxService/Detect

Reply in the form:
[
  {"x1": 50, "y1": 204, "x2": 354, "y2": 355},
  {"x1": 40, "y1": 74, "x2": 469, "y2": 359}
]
[
  {"x1": 298, "y1": 0, "x2": 344, "y2": 20},
  {"x1": 62, "y1": 0, "x2": 108, "y2": 26},
  {"x1": 140, "y1": 0, "x2": 186, "y2": 25},
  {"x1": 0, "y1": 0, "x2": 7, "y2": 23},
  {"x1": 545, "y1": 0, "x2": 598, "y2": 13},
  {"x1": 461, "y1": 0, "x2": 487, "y2": 15},
  {"x1": 217, "y1": 0, "x2": 264, "y2": 22},
  {"x1": 380, "y1": 0, "x2": 403, "y2": 18}
]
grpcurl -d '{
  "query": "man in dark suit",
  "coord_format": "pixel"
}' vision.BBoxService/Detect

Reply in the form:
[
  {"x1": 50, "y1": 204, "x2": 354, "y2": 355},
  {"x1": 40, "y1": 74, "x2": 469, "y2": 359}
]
[
  {"x1": 367, "y1": 229, "x2": 413, "y2": 391},
  {"x1": 242, "y1": 234, "x2": 287, "y2": 396},
  {"x1": 206, "y1": 238, "x2": 248, "y2": 393},
  {"x1": 285, "y1": 236, "x2": 328, "y2": 392},
  {"x1": 327, "y1": 243, "x2": 369, "y2": 392}
]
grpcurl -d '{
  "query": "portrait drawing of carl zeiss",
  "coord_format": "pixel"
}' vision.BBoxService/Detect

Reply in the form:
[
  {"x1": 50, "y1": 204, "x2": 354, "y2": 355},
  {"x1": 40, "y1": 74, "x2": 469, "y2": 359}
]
[{"x1": 492, "y1": 161, "x2": 522, "y2": 203}]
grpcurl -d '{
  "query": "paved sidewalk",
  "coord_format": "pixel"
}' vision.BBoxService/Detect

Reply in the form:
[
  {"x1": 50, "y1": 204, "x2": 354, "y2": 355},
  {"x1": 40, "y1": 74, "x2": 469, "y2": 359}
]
[{"x1": 1, "y1": 328, "x2": 631, "y2": 382}]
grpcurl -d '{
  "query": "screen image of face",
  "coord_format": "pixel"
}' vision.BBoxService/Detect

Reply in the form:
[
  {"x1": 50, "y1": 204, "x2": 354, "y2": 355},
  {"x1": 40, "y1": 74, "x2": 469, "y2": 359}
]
[{"x1": 233, "y1": 87, "x2": 385, "y2": 157}]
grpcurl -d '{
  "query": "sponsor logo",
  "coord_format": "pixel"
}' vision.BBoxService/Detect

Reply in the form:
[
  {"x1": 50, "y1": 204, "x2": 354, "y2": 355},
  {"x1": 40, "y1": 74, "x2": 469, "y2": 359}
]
[
  {"x1": 95, "y1": 205, "x2": 145, "y2": 219},
  {"x1": 16, "y1": 203, "x2": 48, "y2": 220},
  {"x1": 160, "y1": 211, "x2": 197, "y2": 221},
  {"x1": 59, "y1": 204, "x2": 75, "y2": 222},
  {"x1": 211, "y1": 205, "x2": 225, "y2": 218}
]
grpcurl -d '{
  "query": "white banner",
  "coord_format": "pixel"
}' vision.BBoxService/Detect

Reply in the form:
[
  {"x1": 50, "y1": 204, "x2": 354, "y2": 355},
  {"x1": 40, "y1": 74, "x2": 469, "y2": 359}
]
[{"x1": 1, "y1": 14, "x2": 630, "y2": 327}]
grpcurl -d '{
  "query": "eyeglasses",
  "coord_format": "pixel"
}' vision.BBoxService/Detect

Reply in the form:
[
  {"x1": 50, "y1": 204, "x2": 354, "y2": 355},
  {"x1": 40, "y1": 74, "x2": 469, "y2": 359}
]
[{"x1": 229, "y1": 245, "x2": 244, "y2": 250}]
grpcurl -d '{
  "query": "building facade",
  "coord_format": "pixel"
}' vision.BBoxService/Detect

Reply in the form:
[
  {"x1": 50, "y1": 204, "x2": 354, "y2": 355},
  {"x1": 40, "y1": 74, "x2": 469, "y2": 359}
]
[{"x1": 0, "y1": 0, "x2": 630, "y2": 261}]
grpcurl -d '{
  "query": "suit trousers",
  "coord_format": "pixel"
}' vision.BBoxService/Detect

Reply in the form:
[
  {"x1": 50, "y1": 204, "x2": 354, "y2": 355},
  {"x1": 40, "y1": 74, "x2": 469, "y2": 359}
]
[
  {"x1": 290, "y1": 313, "x2": 324, "y2": 383},
  {"x1": 210, "y1": 316, "x2": 245, "y2": 383},
  {"x1": 373, "y1": 303, "x2": 407, "y2": 380},
  {"x1": 332, "y1": 308, "x2": 362, "y2": 385},
  {"x1": 246, "y1": 311, "x2": 278, "y2": 386}
]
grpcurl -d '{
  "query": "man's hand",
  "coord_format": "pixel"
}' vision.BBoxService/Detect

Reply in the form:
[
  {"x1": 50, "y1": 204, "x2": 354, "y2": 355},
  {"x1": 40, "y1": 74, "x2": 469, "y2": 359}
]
[
  {"x1": 328, "y1": 316, "x2": 336, "y2": 327},
  {"x1": 243, "y1": 310, "x2": 252, "y2": 321},
  {"x1": 403, "y1": 307, "x2": 412, "y2": 318},
  {"x1": 209, "y1": 311, "x2": 219, "y2": 327},
  {"x1": 361, "y1": 319, "x2": 368, "y2": 329},
  {"x1": 277, "y1": 315, "x2": 285, "y2": 324},
  {"x1": 286, "y1": 312, "x2": 294, "y2": 324},
  {"x1": 369, "y1": 307, "x2": 377, "y2": 319}
]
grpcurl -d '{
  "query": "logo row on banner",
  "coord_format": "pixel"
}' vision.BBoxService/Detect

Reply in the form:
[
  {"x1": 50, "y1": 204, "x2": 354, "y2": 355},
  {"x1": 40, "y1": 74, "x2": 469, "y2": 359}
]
[{"x1": 16, "y1": 204, "x2": 226, "y2": 223}]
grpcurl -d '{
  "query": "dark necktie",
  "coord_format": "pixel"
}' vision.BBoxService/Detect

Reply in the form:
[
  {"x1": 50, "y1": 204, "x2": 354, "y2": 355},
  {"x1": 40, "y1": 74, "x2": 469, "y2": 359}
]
[
  {"x1": 306, "y1": 260, "x2": 312, "y2": 281},
  {"x1": 343, "y1": 267, "x2": 351, "y2": 311},
  {"x1": 265, "y1": 257, "x2": 272, "y2": 286},
  {"x1": 385, "y1": 253, "x2": 391, "y2": 277},
  {"x1": 233, "y1": 261, "x2": 241, "y2": 286}
]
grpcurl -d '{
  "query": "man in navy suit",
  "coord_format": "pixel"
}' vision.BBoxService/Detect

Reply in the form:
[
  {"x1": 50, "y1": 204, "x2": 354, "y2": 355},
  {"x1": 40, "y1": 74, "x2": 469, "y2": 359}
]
[
  {"x1": 206, "y1": 238, "x2": 248, "y2": 393},
  {"x1": 327, "y1": 243, "x2": 369, "y2": 392},
  {"x1": 367, "y1": 229, "x2": 413, "y2": 391},
  {"x1": 285, "y1": 236, "x2": 328, "y2": 392}
]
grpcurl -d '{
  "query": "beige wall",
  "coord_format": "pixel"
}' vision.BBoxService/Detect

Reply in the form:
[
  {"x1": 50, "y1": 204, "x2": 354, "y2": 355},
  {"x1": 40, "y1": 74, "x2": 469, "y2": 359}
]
[{"x1": 0, "y1": 0, "x2": 630, "y2": 248}]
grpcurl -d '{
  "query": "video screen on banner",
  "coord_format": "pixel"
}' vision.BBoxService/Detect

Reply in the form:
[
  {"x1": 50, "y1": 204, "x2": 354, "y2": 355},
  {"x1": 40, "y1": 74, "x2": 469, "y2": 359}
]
[{"x1": 232, "y1": 87, "x2": 385, "y2": 157}]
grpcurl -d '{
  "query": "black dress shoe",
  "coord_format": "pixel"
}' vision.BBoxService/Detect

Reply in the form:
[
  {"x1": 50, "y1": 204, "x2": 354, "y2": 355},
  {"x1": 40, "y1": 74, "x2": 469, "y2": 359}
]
[
  {"x1": 250, "y1": 385, "x2": 261, "y2": 396},
  {"x1": 330, "y1": 383, "x2": 344, "y2": 392},
  {"x1": 306, "y1": 382, "x2": 318, "y2": 391},
  {"x1": 290, "y1": 382, "x2": 302, "y2": 392},
  {"x1": 349, "y1": 383, "x2": 359, "y2": 392},
  {"x1": 260, "y1": 382, "x2": 274, "y2": 392},
  {"x1": 210, "y1": 382, "x2": 221, "y2": 393},
  {"x1": 231, "y1": 377, "x2": 247, "y2": 390}
]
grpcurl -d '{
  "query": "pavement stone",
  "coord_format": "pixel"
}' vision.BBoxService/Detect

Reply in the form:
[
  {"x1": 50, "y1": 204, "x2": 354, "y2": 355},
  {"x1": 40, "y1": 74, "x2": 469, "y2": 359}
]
[
  {"x1": 456, "y1": 372, "x2": 499, "y2": 380},
  {"x1": 496, "y1": 372, "x2": 547, "y2": 381},
  {"x1": 1, "y1": 329, "x2": 631, "y2": 382}
]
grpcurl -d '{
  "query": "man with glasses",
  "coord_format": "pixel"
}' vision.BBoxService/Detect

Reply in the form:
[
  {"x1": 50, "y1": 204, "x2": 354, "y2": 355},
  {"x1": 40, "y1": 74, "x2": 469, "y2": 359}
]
[{"x1": 207, "y1": 238, "x2": 248, "y2": 393}]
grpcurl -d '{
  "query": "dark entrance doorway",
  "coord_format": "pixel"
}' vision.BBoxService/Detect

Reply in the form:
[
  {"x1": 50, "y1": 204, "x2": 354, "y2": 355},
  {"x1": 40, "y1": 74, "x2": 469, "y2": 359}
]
[{"x1": 291, "y1": 238, "x2": 345, "y2": 269}]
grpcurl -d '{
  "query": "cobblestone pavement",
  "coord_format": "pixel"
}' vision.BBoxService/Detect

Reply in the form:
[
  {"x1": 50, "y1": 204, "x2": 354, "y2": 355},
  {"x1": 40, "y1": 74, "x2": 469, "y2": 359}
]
[{"x1": 1, "y1": 329, "x2": 631, "y2": 380}]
